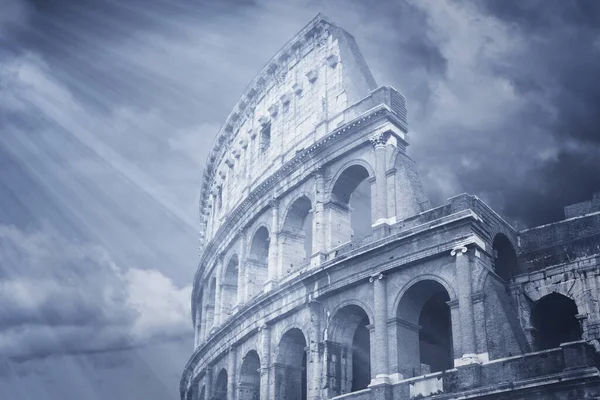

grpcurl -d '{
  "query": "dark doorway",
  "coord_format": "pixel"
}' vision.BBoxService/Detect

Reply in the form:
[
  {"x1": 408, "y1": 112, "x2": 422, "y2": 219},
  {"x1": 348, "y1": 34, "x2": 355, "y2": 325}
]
[{"x1": 531, "y1": 293, "x2": 582, "y2": 350}]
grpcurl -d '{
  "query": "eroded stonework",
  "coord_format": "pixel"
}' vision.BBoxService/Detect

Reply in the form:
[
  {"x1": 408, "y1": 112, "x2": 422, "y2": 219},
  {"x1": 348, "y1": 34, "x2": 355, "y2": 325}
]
[{"x1": 182, "y1": 13, "x2": 600, "y2": 400}]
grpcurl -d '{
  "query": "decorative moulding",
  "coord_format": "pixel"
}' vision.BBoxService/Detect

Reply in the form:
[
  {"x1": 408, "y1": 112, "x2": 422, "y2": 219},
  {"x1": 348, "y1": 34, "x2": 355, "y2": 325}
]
[
  {"x1": 306, "y1": 69, "x2": 318, "y2": 83},
  {"x1": 268, "y1": 104, "x2": 279, "y2": 117},
  {"x1": 258, "y1": 115, "x2": 270, "y2": 126},
  {"x1": 326, "y1": 54, "x2": 338, "y2": 68},
  {"x1": 248, "y1": 128, "x2": 257, "y2": 139},
  {"x1": 239, "y1": 138, "x2": 248, "y2": 149},
  {"x1": 232, "y1": 149, "x2": 240, "y2": 159},
  {"x1": 225, "y1": 157, "x2": 234, "y2": 168},
  {"x1": 292, "y1": 82, "x2": 303, "y2": 95}
]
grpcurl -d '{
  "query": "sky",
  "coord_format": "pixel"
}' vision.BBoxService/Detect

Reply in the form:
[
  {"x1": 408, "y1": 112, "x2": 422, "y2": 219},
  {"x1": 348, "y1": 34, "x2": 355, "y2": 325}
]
[{"x1": 0, "y1": 0, "x2": 599, "y2": 399}]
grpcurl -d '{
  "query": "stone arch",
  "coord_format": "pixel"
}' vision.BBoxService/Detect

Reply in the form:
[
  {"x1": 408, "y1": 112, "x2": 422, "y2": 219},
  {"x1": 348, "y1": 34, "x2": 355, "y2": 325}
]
[
  {"x1": 214, "y1": 368, "x2": 228, "y2": 400},
  {"x1": 530, "y1": 292, "x2": 582, "y2": 351},
  {"x1": 327, "y1": 161, "x2": 375, "y2": 246},
  {"x1": 492, "y1": 233, "x2": 519, "y2": 280},
  {"x1": 392, "y1": 273, "x2": 458, "y2": 313},
  {"x1": 220, "y1": 253, "x2": 239, "y2": 319},
  {"x1": 238, "y1": 350, "x2": 261, "y2": 400},
  {"x1": 280, "y1": 195, "x2": 313, "y2": 275},
  {"x1": 325, "y1": 304, "x2": 372, "y2": 396},
  {"x1": 275, "y1": 327, "x2": 308, "y2": 400},
  {"x1": 395, "y1": 279, "x2": 454, "y2": 377},
  {"x1": 247, "y1": 226, "x2": 270, "y2": 297},
  {"x1": 326, "y1": 298, "x2": 375, "y2": 340}
]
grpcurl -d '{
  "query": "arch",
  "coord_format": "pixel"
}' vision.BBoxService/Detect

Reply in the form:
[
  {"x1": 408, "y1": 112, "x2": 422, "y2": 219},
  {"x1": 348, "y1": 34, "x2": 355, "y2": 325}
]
[
  {"x1": 531, "y1": 292, "x2": 582, "y2": 351},
  {"x1": 214, "y1": 368, "x2": 228, "y2": 400},
  {"x1": 393, "y1": 273, "x2": 458, "y2": 313},
  {"x1": 396, "y1": 279, "x2": 454, "y2": 377},
  {"x1": 275, "y1": 328, "x2": 308, "y2": 400},
  {"x1": 280, "y1": 196, "x2": 313, "y2": 274},
  {"x1": 326, "y1": 304, "x2": 372, "y2": 396},
  {"x1": 238, "y1": 350, "x2": 261, "y2": 400},
  {"x1": 247, "y1": 226, "x2": 270, "y2": 297},
  {"x1": 327, "y1": 162, "x2": 374, "y2": 245},
  {"x1": 492, "y1": 233, "x2": 518, "y2": 280},
  {"x1": 327, "y1": 159, "x2": 376, "y2": 197},
  {"x1": 220, "y1": 254, "x2": 239, "y2": 319},
  {"x1": 327, "y1": 299, "x2": 375, "y2": 340}
]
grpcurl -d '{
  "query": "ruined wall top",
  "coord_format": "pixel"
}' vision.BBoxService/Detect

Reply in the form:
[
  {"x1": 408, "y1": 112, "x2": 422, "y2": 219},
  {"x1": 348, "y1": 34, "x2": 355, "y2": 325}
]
[{"x1": 198, "y1": 13, "x2": 385, "y2": 243}]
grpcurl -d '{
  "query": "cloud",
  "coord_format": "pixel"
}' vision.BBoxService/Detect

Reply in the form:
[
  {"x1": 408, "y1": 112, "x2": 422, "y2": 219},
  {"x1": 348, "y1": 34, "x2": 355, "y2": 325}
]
[{"x1": 0, "y1": 223, "x2": 192, "y2": 360}]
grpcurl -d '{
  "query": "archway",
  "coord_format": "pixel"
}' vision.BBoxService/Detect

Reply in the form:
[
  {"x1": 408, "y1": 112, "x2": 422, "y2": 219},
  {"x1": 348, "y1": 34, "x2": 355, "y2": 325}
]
[
  {"x1": 238, "y1": 350, "x2": 261, "y2": 400},
  {"x1": 214, "y1": 369, "x2": 228, "y2": 400},
  {"x1": 531, "y1": 293, "x2": 582, "y2": 350},
  {"x1": 396, "y1": 280, "x2": 453, "y2": 377},
  {"x1": 492, "y1": 234, "x2": 518, "y2": 280},
  {"x1": 329, "y1": 164, "x2": 372, "y2": 246},
  {"x1": 221, "y1": 255, "x2": 239, "y2": 318},
  {"x1": 326, "y1": 305, "x2": 371, "y2": 396},
  {"x1": 280, "y1": 196, "x2": 313, "y2": 275},
  {"x1": 275, "y1": 328, "x2": 307, "y2": 400},
  {"x1": 248, "y1": 226, "x2": 269, "y2": 297}
]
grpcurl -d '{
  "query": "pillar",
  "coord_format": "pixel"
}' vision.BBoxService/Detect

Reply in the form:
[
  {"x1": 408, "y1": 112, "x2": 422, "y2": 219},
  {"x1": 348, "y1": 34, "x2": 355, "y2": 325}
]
[
  {"x1": 370, "y1": 134, "x2": 388, "y2": 226},
  {"x1": 369, "y1": 273, "x2": 390, "y2": 384},
  {"x1": 259, "y1": 324, "x2": 272, "y2": 400},
  {"x1": 311, "y1": 169, "x2": 327, "y2": 266},
  {"x1": 214, "y1": 257, "x2": 223, "y2": 327},
  {"x1": 451, "y1": 245, "x2": 480, "y2": 366},
  {"x1": 265, "y1": 199, "x2": 279, "y2": 291},
  {"x1": 194, "y1": 306, "x2": 202, "y2": 348},
  {"x1": 205, "y1": 367, "x2": 214, "y2": 400},
  {"x1": 307, "y1": 301, "x2": 322, "y2": 400},
  {"x1": 234, "y1": 230, "x2": 246, "y2": 313},
  {"x1": 228, "y1": 346, "x2": 237, "y2": 400}
]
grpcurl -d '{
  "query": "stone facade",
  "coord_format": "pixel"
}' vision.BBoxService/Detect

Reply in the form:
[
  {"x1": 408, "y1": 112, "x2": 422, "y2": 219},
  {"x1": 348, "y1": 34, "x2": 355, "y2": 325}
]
[{"x1": 181, "y1": 14, "x2": 600, "y2": 400}]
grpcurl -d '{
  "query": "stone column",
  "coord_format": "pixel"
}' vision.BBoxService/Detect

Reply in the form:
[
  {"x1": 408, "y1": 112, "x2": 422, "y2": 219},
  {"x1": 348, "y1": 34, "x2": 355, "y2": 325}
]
[
  {"x1": 234, "y1": 230, "x2": 246, "y2": 313},
  {"x1": 369, "y1": 273, "x2": 390, "y2": 384},
  {"x1": 205, "y1": 367, "x2": 214, "y2": 400},
  {"x1": 265, "y1": 199, "x2": 279, "y2": 291},
  {"x1": 259, "y1": 324, "x2": 272, "y2": 400},
  {"x1": 451, "y1": 246, "x2": 479, "y2": 365},
  {"x1": 228, "y1": 346, "x2": 237, "y2": 400},
  {"x1": 214, "y1": 256, "x2": 223, "y2": 327},
  {"x1": 370, "y1": 134, "x2": 388, "y2": 227},
  {"x1": 194, "y1": 306, "x2": 202, "y2": 348},
  {"x1": 311, "y1": 169, "x2": 327, "y2": 266},
  {"x1": 307, "y1": 301, "x2": 322, "y2": 400}
]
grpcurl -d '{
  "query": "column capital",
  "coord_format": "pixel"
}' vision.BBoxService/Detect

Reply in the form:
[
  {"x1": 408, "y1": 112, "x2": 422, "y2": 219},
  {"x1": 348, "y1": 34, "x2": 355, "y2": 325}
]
[
  {"x1": 236, "y1": 228, "x2": 246, "y2": 239},
  {"x1": 369, "y1": 132, "x2": 390, "y2": 149},
  {"x1": 269, "y1": 197, "x2": 279, "y2": 209},
  {"x1": 369, "y1": 273, "x2": 385, "y2": 282},
  {"x1": 450, "y1": 245, "x2": 468, "y2": 257}
]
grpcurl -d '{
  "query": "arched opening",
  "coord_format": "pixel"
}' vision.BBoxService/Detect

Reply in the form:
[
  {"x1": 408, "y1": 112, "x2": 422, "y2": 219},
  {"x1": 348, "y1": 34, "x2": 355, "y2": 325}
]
[
  {"x1": 329, "y1": 165, "x2": 372, "y2": 247},
  {"x1": 275, "y1": 328, "x2": 308, "y2": 400},
  {"x1": 531, "y1": 293, "x2": 582, "y2": 351},
  {"x1": 221, "y1": 255, "x2": 239, "y2": 319},
  {"x1": 248, "y1": 226, "x2": 269, "y2": 297},
  {"x1": 239, "y1": 350, "x2": 261, "y2": 400},
  {"x1": 281, "y1": 196, "x2": 313, "y2": 275},
  {"x1": 326, "y1": 305, "x2": 371, "y2": 397},
  {"x1": 492, "y1": 234, "x2": 518, "y2": 280},
  {"x1": 214, "y1": 369, "x2": 228, "y2": 400},
  {"x1": 205, "y1": 277, "x2": 217, "y2": 332},
  {"x1": 396, "y1": 280, "x2": 453, "y2": 377}
]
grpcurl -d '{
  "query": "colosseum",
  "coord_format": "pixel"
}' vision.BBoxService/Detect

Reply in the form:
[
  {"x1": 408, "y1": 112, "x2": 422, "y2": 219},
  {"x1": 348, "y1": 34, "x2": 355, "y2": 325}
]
[{"x1": 181, "y1": 14, "x2": 600, "y2": 400}]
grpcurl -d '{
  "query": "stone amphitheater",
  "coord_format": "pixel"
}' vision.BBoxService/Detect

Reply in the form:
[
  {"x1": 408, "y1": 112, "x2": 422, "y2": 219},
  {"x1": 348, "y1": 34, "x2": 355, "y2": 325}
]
[{"x1": 181, "y1": 14, "x2": 600, "y2": 400}]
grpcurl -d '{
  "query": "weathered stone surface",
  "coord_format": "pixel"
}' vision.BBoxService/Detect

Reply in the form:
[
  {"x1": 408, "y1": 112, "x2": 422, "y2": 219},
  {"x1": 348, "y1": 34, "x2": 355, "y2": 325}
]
[{"x1": 182, "y1": 13, "x2": 600, "y2": 400}]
